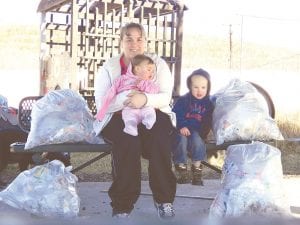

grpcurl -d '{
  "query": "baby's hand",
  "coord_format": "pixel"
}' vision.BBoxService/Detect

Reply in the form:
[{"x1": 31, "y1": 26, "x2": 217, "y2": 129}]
[{"x1": 124, "y1": 92, "x2": 147, "y2": 109}]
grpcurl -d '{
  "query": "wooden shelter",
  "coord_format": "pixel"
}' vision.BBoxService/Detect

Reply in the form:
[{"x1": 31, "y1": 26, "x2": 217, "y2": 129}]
[{"x1": 37, "y1": 0, "x2": 187, "y2": 96}]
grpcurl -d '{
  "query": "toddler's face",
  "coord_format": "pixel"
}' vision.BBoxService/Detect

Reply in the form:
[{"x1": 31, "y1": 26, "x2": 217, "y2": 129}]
[
  {"x1": 135, "y1": 61, "x2": 155, "y2": 80},
  {"x1": 190, "y1": 75, "x2": 208, "y2": 99}
]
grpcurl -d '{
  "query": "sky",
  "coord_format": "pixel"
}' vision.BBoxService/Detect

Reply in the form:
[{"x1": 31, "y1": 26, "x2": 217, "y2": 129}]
[
  {"x1": 183, "y1": 0, "x2": 300, "y2": 50},
  {"x1": 1, "y1": 0, "x2": 300, "y2": 49},
  {"x1": 0, "y1": 0, "x2": 40, "y2": 25}
]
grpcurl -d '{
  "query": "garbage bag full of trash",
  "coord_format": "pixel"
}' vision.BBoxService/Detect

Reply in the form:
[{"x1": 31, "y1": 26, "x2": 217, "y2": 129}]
[
  {"x1": 212, "y1": 79, "x2": 283, "y2": 145},
  {"x1": 25, "y1": 89, "x2": 103, "y2": 149},
  {"x1": 0, "y1": 160, "x2": 80, "y2": 218},
  {"x1": 209, "y1": 142, "x2": 290, "y2": 218}
]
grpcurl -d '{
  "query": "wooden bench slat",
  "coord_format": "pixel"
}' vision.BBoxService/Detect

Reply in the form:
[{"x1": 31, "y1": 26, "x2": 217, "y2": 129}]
[
  {"x1": 10, "y1": 142, "x2": 112, "y2": 153},
  {"x1": 11, "y1": 140, "x2": 277, "y2": 154},
  {"x1": 205, "y1": 140, "x2": 277, "y2": 151}
]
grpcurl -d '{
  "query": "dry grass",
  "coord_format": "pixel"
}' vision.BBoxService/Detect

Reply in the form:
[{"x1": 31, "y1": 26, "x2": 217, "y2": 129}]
[
  {"x1": 0, "y1": 25, "x2": 39, "y2": 69},
  {"x1": 276, "y1": 112, "x2": 300, "y2": 138},
  {"x1": 182, "y1": 33, "x2": 300, "y2": 71}
]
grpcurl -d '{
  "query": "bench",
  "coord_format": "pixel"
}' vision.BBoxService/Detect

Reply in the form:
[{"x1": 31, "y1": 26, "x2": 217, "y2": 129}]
[{"x1": 10, "y1": 95, "x2": 281, "y2": 174}]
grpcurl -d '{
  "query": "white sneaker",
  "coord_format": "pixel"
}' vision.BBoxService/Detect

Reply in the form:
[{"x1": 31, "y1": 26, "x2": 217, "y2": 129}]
[
  {"x1": 154, "y1": 202, "x2": 175, "y2": 219},
  {"x1": 112, "y1": 212, "x2": 130, "y2": 218}
]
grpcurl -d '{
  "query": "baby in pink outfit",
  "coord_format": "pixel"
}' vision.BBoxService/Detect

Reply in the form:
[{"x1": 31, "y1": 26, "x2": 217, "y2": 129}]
[{"x1": 96, "y1": 54, "x2": 159, "y2": 136}]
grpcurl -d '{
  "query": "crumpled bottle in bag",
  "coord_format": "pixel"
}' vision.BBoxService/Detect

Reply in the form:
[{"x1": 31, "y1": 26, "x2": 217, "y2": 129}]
[{"x1": 0, "y1": 160, "x2": 80, "y2": 218}]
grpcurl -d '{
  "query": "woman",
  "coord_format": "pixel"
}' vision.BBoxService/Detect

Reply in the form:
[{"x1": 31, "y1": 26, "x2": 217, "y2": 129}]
[{"x1": 94, "y1": 23, "x2": 177, "y2": 219}]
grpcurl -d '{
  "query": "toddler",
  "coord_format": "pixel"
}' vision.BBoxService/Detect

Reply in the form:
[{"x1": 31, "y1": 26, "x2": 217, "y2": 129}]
[{"x1": 172, "y1": 68, "x2": 214, "y2": 185}]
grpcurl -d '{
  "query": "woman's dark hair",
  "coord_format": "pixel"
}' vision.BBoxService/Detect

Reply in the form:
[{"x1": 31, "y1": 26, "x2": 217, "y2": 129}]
[
  {"x1": 120, "y1": 22, "x2": 146, "y2": 40},
  {"x1": 186, "y1": 68, "x2": 211, "y2": 95}
]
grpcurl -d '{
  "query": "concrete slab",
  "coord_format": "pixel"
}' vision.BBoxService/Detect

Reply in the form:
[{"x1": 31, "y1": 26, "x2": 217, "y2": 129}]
[{"x1": 0, "y1": 178, "x2": 299, "y2": 225}]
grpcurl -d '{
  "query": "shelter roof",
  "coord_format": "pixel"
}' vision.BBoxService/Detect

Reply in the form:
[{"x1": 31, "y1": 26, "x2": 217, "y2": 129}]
[{"x1": 37, "y1": 0, "x2": 188, "y2": 13}]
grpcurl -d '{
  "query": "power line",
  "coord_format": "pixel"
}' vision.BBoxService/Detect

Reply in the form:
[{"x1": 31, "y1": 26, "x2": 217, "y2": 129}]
[{"x1": 236, "y1": 14, "x2": 300, "y2": 22}]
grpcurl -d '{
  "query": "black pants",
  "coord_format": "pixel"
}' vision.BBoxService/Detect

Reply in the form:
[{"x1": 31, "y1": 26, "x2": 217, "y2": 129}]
[{"x1": 102, "y1": 110, "x2": 177, "y2": 213}]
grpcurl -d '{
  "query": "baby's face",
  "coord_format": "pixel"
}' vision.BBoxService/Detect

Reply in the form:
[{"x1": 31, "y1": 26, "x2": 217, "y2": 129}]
[
  {"x1": 190, "y1": 75, "x2": 208, "y2": 99},
  {"x1": 135, "y1": 61, "x2": 155, "y2": 80}
]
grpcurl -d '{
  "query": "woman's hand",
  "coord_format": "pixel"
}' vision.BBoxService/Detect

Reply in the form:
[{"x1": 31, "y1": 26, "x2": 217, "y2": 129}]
[
  {"x1": 180, "y1": 127, "x2": 191, "y2": 136},
  {"x1": 124, "y1": 91, "x2": 147, "y2": 109}
]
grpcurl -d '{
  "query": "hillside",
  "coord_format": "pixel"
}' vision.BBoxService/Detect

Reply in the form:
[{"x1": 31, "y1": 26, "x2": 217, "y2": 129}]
[
  {"x1": 1, "y1": 25, "x2": 300, "y2": 72},
  {"x1": 182, "y1": 33, "x2": 300, "y2": 72},
  {"x1": 0, "y1": 25, "x2": 39, "y2": 70}
]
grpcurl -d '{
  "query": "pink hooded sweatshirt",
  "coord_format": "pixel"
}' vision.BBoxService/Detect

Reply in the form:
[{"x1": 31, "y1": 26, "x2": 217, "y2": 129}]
[{"x1": 96, "y1": 64, "x2": 159, "y2": 120}]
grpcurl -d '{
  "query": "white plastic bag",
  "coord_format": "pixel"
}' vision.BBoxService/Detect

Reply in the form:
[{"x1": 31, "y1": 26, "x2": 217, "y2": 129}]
[
  {"x1": 0, "y1": 94, "x2": 18, "y2": 127},
  {"x1": 0, "y1": 160, "x2": 80, "y2": 218},
  {"x1": 212, "y1": 79, "x2": 283, "y2": 145},
  {"x1": 209, "y1": 142, "x2": 290, "y2": 218},
  {"x1": 25, "y1": 89, "x2": 103, "y2": 149}
]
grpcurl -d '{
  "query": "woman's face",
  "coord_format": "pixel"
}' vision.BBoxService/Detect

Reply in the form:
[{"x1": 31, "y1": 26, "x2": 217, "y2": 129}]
[{"x1": 121, "y1": 28, "x2": 146, "y2": 61}]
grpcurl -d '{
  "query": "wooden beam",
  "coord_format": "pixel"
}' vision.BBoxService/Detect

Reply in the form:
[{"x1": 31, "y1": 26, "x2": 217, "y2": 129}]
[
  {"x1": 70, "y1": 0, "x2": 79, "y2": 90},
  {"x1": 173, "y1": 7, "x2": 184, "y2": 97},
  {"x1": 37, "y1": 0, "x2": 70, "y2": 12}
]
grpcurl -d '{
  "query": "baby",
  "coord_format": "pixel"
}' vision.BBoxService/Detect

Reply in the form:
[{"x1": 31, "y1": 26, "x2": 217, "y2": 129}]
[{"x1": 96, "y1": 54, "x2": 159, "y2": 136}]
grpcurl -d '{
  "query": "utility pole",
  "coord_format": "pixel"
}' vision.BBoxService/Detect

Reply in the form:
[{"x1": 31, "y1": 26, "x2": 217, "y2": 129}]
[
  {"x1": 240, "y1": 15, "x2": 244, "y2": 75},
  {"x1": 229, "y1": 24, "x2": 232, "y2": 69}
]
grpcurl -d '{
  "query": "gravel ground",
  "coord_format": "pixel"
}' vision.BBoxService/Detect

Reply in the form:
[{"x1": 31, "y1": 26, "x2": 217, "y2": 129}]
[{"x1": 0, "y1": 164, "x2": 222, "y2": 188}]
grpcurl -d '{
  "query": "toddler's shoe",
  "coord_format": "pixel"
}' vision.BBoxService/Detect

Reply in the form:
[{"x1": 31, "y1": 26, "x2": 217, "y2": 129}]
[
  {"x1": 174, "y1": 164, "x2": 190, "y2": 184},
  {"x1": 191, "y1": 164, "x2": 204, "y2": 186}
]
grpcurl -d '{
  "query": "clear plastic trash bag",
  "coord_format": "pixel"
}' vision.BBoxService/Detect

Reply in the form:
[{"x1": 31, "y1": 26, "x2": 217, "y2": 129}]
[
  {"x1": 209, "y1": 142, "x2": 290, "y2": 218},
  {"x1": 0, "y1": 94, "x2": 8, "y2": 107},
  {"x1": 0, "y1": 160, "x2": 80, "y2": 218},
  {"x1": 25, "y1": 89, "x2": 103, "y2": 149},
  {"x1": 0, "y1": 94, "x2": 18, "y2": 127},
  {"x1": 212, "y1": 79, "x2": 283, "y2": 145}
]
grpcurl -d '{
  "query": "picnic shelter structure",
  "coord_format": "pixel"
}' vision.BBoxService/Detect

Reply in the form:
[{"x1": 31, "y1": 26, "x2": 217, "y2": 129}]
[{"x1": 37, "y1": 0, "x2": 187, "y2": 97}]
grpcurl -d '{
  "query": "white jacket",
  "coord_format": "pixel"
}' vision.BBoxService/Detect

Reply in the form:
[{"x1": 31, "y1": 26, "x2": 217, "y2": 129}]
[{"x1": 93, "y1": 53, "x2": 175, "y2": 135}]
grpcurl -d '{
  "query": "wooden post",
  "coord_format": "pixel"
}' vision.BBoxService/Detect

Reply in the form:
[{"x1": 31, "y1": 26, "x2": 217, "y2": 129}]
[
  {"x1": 70, "y1": 0, "x2": 79, "y2": 90},
  {"x1": 39, "y1": 12, "x2": 48, "y2": 95},
  {"x1": 174, "y1": 6, "x2": 184, "y2": 97}
]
